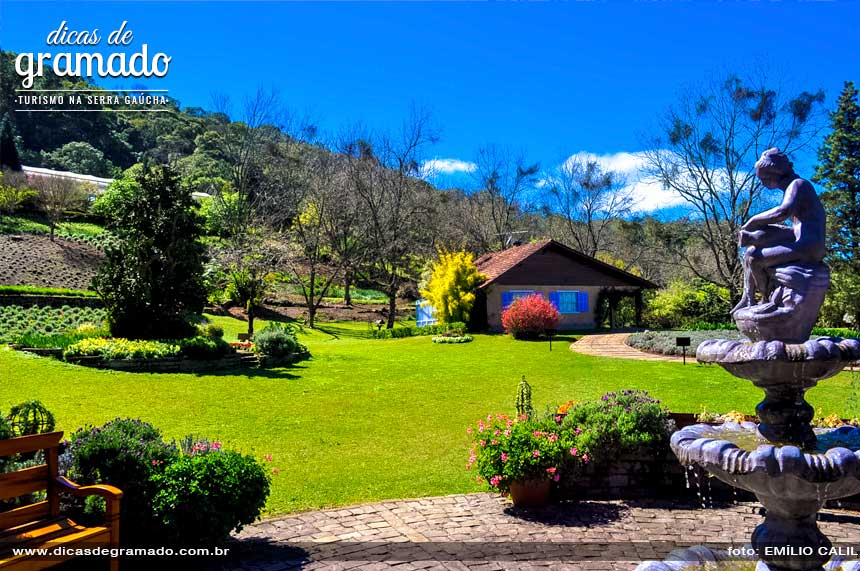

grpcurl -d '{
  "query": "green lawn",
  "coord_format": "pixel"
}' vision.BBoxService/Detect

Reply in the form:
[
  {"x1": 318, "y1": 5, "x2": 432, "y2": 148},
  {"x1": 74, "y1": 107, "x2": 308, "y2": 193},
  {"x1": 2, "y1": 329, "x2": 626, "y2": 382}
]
[{"x1": 1, "y1": 318, "x2": 857, "y2": 515}]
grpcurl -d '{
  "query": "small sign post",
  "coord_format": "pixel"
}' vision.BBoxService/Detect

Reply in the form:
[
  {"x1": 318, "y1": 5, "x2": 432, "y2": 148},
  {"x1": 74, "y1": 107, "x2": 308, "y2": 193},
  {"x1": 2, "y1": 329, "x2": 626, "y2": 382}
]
[
  {"x1": 546, "y1": 329, "x2": 558, "y2": 352},
  {"x1": 676, "y1": 336, "x2": 691, "y2": 365}
]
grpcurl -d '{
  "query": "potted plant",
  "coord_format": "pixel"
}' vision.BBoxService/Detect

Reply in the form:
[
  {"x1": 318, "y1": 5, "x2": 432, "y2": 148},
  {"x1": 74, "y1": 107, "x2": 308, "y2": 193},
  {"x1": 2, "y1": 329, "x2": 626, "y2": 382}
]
[{"x1": 467, "y1": 415, "x2": 573, "y2": 507}]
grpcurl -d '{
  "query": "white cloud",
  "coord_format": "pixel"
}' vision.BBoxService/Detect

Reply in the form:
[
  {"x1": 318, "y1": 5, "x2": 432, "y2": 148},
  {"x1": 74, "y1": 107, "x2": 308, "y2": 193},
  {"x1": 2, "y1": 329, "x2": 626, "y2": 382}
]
[
  {"x1": 420, "y1": 158, "x2": 477, "y2": 179},
  {"x1": 558, "y1": 151, "x2": 688, "y2": 213}
]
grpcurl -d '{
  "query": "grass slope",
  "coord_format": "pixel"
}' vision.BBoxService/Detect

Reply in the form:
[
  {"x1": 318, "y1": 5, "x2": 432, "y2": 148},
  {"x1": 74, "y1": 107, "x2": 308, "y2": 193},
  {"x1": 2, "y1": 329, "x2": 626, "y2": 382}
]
[{"x1": 1, "y1": 320, "x2": 856, "y2": 515}]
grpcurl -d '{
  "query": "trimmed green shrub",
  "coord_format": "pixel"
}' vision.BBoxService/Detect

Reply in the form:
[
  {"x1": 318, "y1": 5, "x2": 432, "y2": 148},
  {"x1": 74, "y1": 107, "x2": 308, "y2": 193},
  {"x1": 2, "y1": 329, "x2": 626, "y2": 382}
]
[
  {"x1": 253, "y1": 323, "x2": 304, "y2": 357},
  {"x1": 0, "y1": 285, "x2": 98, "y2": 297},
  {"x1": 371, "y1": 322, "x2": 466, "y2": 340},
  {"x1": 0, "y1": 305, "x2": 106, "y2": 343},
  {"x1": 6, "y1": 400, "x2": 55, "y2": 437},
  {"x1": 151, "y1": 450, "x2": 270, "y2": 545},
  {"x1": 178, "y1": 336, "x2": 234, "y2": 360},
  {"x1": 201, "y1": 323, "x2": 225, "y2": 339}
]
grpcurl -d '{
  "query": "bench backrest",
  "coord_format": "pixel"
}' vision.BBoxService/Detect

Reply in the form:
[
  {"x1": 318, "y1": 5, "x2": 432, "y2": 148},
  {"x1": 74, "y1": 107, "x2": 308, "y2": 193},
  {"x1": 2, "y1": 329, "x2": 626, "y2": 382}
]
[{"x1": 0, "y1": 431, "x2": 64, "y2": 529}]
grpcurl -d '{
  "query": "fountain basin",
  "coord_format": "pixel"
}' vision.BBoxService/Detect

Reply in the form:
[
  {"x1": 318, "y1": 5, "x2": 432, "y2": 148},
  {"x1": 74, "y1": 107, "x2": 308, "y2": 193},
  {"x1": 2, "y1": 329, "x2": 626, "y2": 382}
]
[
  {"x1": 672, "y1": 423, "x2": 860, "y2": 504},
  {"x1": 673, "y1": 423, "x2": 860, "y2": 570},
  {"x1": 696, "y1": 338, "x2": 860, "y2": 448}
]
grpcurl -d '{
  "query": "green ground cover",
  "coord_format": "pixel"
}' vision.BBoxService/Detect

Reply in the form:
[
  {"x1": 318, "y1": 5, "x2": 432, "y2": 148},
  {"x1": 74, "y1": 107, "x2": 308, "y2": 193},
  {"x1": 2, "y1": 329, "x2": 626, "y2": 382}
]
[
  {"x1": 0, "y1": 215, "x2": 106, "y2": 239},
  {"x1": 1, "y1": 317, "x2": 855, "y2": 515}
]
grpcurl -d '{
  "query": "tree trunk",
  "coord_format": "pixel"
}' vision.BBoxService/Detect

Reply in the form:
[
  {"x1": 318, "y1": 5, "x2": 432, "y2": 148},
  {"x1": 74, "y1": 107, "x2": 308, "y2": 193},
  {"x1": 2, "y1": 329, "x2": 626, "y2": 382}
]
[
  {"x1": 49, "y1": 223, "x2": 55, "y2": 242},
  {"x1": 308, "y1": 304, "x2": 316, "y2": 329},
  {"x1": 386, "y1": 288, "x2": 397, "y2": 329},
  {"x1": 247, "y1": 302, "x2": 255, "y2": 337},
  {"x1": 307, "y1": 268, "x2": 317, "y2": 329},
  {"x1": 343, "y1": 271, "x2": 353, "y2": 306}
]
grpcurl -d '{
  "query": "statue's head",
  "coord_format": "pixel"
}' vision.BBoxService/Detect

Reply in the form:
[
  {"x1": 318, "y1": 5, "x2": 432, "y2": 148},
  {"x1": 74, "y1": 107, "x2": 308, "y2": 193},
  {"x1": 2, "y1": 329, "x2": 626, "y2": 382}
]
[{"x1": 755, "y1": 148, "x2": 795, "y2": 189}]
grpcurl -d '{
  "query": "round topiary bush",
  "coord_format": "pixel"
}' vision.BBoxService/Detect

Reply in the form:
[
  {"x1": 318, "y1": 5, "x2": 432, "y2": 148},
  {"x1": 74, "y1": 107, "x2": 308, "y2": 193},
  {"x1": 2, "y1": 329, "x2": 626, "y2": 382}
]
[
  {"x1": 6, "y1": 400, "x2": 55, "y2": 437},
  {"x1": 501, "y1": 294, "x2": 560, "y2": 340}
]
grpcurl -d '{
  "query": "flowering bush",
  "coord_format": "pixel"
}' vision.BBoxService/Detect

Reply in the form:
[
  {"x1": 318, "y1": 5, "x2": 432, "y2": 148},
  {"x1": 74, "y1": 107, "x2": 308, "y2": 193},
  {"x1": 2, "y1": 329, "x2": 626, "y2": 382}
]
[
  {"x1": 432, "y1": 335, "x2": 473, "y2": 344},
  {"x1": 468, "y1": 389, "x2": 672, "y2": 499},
  {"x1": 468, "y1": 415, "x2": 588, "y2": 494},
  {"x1": 501, "y1": 294, "x2": 560, "y2": 339},
  {"x1": 559, "y1": 389, "x2": 673, "y2": 460},
  {"x1": 63, "y1": 337, "x2": 180, "y2": 361}
]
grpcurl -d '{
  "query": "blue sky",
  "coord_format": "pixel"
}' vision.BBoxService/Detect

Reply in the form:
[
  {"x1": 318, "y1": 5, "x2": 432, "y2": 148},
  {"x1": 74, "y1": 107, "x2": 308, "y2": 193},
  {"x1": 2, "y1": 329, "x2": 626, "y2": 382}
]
[{"x1": 2, "y1": 1, "x2": 859, "y2": 213}]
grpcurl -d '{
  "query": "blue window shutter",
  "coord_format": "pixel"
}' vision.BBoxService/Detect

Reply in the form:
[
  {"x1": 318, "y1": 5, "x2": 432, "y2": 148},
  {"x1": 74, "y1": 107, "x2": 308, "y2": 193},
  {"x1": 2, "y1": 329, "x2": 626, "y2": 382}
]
[
  {"x1": 577, "y1": 291, "x2": 588, "y2": 313},
  {"x1": 549, "y1": 291, "x2": 560, "y2": 311},
  {"x1": 502, "y1": 291, "x2": 514, "y2": 310}
]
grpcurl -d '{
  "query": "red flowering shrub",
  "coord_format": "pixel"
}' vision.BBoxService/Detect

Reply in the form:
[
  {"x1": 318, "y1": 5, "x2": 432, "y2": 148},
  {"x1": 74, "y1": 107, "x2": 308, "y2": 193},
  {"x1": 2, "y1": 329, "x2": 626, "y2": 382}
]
[{"x1": 501, "y1": 294, "x2": 560, "y2": 339}]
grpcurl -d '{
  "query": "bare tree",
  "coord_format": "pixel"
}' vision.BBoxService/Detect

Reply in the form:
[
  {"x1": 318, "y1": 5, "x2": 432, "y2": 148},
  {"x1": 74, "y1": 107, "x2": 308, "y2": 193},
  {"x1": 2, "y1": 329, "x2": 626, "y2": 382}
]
[
  {"x1": 31, "y1": 176, "x2": 90, "y2": 241},
  {"x1": 341, "y1": 108, "x2": 439, "y2": 328},
  {"x1": 642, "y1": 72, "x2": 825, "y2": 300},
  {"x1": 471, "y1": 145, "x2": 540, "y2": 250},
  {"x1": 546, "y1": 157, "x2": 632, "y2": 257}
]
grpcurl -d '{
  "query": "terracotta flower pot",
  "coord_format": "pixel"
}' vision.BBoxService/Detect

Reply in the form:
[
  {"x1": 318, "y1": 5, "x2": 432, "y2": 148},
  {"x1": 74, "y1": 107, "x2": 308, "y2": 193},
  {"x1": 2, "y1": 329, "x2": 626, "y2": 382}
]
[{"x1": 509, "y1": 479, "x2": 551, "y2": 507}]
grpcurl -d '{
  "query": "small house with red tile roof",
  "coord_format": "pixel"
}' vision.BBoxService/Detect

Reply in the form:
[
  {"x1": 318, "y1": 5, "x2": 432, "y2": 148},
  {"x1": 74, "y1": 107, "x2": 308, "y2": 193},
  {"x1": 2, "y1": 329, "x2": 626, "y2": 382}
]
[{"x1": 471, "y1": 239, "x2": 657, "y2": 331}]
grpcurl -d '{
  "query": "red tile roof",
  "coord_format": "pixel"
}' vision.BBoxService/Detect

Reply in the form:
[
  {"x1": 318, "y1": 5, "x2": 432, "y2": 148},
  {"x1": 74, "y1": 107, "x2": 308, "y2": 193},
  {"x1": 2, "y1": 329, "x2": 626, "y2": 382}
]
[
  {"x1": 474, "y1": 240, "x2": 552, "y2": 285},
  {"x1": 474, "y1": 239, "x2": 656, "y2": 289}
]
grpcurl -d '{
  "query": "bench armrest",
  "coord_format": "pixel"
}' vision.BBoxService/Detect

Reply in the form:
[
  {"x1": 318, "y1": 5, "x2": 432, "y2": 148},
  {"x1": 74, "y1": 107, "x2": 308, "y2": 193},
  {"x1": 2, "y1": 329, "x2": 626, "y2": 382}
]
[{"x1": 56, "y1": 476, "x2": 123, "y2": 501}]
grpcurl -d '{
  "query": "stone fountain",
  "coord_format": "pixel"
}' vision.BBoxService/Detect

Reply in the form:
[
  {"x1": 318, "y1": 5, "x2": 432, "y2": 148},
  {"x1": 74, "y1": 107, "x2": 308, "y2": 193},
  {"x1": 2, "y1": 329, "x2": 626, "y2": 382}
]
[{"x1": 643, "y1": 149, "x2": 860, "y2": 571}]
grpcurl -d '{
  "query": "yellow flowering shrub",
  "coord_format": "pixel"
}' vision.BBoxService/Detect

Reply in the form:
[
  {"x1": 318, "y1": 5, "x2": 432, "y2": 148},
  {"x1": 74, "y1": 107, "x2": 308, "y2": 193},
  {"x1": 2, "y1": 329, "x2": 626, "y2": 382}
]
[{"x1": 420, "y1": 250, "x2": 487, "y2": 325}]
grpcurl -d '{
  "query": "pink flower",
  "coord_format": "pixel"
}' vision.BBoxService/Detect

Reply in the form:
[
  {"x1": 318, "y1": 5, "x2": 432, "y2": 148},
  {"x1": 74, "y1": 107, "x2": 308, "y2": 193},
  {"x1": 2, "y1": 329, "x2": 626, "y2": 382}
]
[
  {"x1": 491, "y1": 439, "x2": 499, "y2": 445},
  {"x1": 548, "y1": 433, "x2": 558, "y2": 442},
  {"x1": 476, "y1": 476, "x2": 483, "y2": 483},
  {"x1": 272, "y1": 468, "x2": 280, "y2": 475},
  {"x1": 532, "y1": 449, "x2": 540, "y2": 458},
  {"x1": 570, "y1": 447, "x2": 578, "y2": 457},
  {"x1": 487, "y1": 414, "x2": 493, "y2": 421},
  {"x1": 554, "y1": 415, "x2": 562, "y2": 423},
  {"x1": 211, "y1": 441, "x2": 222, "y2": 450},
  {"x1": 501, "y1": 453, "x2": 508, "y2": 462},
  {"x1": 575, "y1": 427, "x2": 583, "y2": 435},
  {"x1": 264, "y1": 454, "x2": 273, "y2": 462},
  {"x1": 583, "y1": 454, "x2": 590, "y2": 463},
  {"x1": 493, "y1": 430, "x2": 501, "y2": 436},
  {"x1": 469, "y1": 454, "x2": 477, "y2": 464},
  {"x1": 489, "y1": 475, "x2": 502, "y2": 487},
  {"x1": 478, "y1": 425, "x2": 485, "y2": 433},
  {"x1": 480, "y1": 440, "x2": 486, "y2": 447},
  {"x1": 503, "y1": 430, "x2": 511, "y2": 437},
  {"x1": 546, "y1": 467, "x2": 557, "y2": 474},
  {"x1": 553, "y1": 474, "x2": 560, "y2": 482},
  {"x1": 466, "y1": 427, "x2": 472, "y2": 434},
  {"x1": 506, "y1": 421, "x2": 513, "y2": 428}
]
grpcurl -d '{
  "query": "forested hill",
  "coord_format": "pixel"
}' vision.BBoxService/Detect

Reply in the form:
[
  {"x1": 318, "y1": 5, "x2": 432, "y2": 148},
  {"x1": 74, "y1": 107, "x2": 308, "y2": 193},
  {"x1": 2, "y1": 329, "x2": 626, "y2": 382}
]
[{"x1": 0, "y1": 49, "x2": 291, "y2": 186}]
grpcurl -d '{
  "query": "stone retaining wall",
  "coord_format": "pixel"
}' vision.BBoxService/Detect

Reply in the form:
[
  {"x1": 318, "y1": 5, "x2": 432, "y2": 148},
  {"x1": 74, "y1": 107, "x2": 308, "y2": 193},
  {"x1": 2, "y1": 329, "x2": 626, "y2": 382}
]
[{"x1": 65, "y1": 353, "x2": 246, "y2": 373}]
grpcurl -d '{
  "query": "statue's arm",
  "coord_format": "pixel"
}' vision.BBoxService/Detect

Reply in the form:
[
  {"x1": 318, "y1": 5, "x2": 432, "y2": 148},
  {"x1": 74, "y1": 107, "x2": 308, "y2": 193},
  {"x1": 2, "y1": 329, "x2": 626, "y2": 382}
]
[{"x1": 742, "y1": 182, "x2": 800, "y2": 230}]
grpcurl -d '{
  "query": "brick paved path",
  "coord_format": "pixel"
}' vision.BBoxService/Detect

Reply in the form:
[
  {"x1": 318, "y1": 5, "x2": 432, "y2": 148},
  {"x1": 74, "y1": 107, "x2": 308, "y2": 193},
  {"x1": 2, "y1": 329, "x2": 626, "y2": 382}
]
[
  {"x1": 570, "y1": 334, "x2": 684, "y2": 362},
  {"x1": 211, "y1": 493, "x2": 860, "y2": 571}
]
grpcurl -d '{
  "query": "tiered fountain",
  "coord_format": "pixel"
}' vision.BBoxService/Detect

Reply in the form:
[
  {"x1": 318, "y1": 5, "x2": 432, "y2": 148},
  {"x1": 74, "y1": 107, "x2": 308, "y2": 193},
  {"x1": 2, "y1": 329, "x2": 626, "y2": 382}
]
[{"x1": 641, "y1": 149, "x2": 860, "y2": 571}]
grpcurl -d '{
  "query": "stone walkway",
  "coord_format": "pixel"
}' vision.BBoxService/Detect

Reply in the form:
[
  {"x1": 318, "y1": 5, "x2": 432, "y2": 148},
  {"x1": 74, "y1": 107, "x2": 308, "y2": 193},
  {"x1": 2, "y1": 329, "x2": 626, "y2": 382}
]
[
  {"x1": 570, "y1": 333, "x2": 684, "y2": 362},
  {"x1": 211, "y1": 494, "x2": 860, "y2": 571}
]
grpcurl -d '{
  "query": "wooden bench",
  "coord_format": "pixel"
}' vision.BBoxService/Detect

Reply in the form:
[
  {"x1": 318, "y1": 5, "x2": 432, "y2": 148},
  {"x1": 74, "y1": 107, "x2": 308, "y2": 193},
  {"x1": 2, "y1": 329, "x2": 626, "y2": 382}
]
[{"x1": 0, "y1": 432, "x2": 122, "y2": 571}]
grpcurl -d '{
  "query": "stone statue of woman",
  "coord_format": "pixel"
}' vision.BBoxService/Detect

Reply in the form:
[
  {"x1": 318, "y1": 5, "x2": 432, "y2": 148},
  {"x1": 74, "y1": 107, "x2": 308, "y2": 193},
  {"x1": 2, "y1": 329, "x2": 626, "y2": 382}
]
[{"x1": 732, "y1": 148, "x2": 829, "y2": 343}]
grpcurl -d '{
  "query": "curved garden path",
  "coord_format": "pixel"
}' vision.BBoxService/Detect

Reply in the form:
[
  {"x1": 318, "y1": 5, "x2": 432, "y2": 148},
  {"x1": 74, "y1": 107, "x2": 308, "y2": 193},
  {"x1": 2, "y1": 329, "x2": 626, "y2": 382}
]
[
  {"x1": 213, "y1": 493, "x2": 860, "y2": 570},
  {"x1": 570, "y1": 333, "x2": 684, "y2": 362}
]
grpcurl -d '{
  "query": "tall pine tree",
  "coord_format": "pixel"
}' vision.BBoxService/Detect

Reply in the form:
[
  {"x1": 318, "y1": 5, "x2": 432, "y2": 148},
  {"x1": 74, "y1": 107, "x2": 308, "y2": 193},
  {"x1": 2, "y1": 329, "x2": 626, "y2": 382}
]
[
  {"x1": 814, "y1": 81, "x2": 860, "y2": 272},
  {"x1": 814, "y1": 81, "x2": 860, "y2": 326}
]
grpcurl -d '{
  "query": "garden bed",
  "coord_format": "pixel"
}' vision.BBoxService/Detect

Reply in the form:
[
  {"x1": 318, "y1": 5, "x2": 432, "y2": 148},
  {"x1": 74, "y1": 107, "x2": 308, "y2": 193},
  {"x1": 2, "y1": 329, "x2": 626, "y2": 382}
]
[{"x1": 0, "y1": 294, "x2": 103, "y2": 308}]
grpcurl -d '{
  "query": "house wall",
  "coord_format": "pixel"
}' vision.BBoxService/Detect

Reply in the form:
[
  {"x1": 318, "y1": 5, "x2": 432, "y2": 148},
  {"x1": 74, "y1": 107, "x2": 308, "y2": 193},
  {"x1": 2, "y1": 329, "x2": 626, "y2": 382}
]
[
  {"x1": 491, "y1": 248, "x2": 644, "y2": 287},
  {"x1": 485, "y1": 284, "x2": 641, "y2": 332}
]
